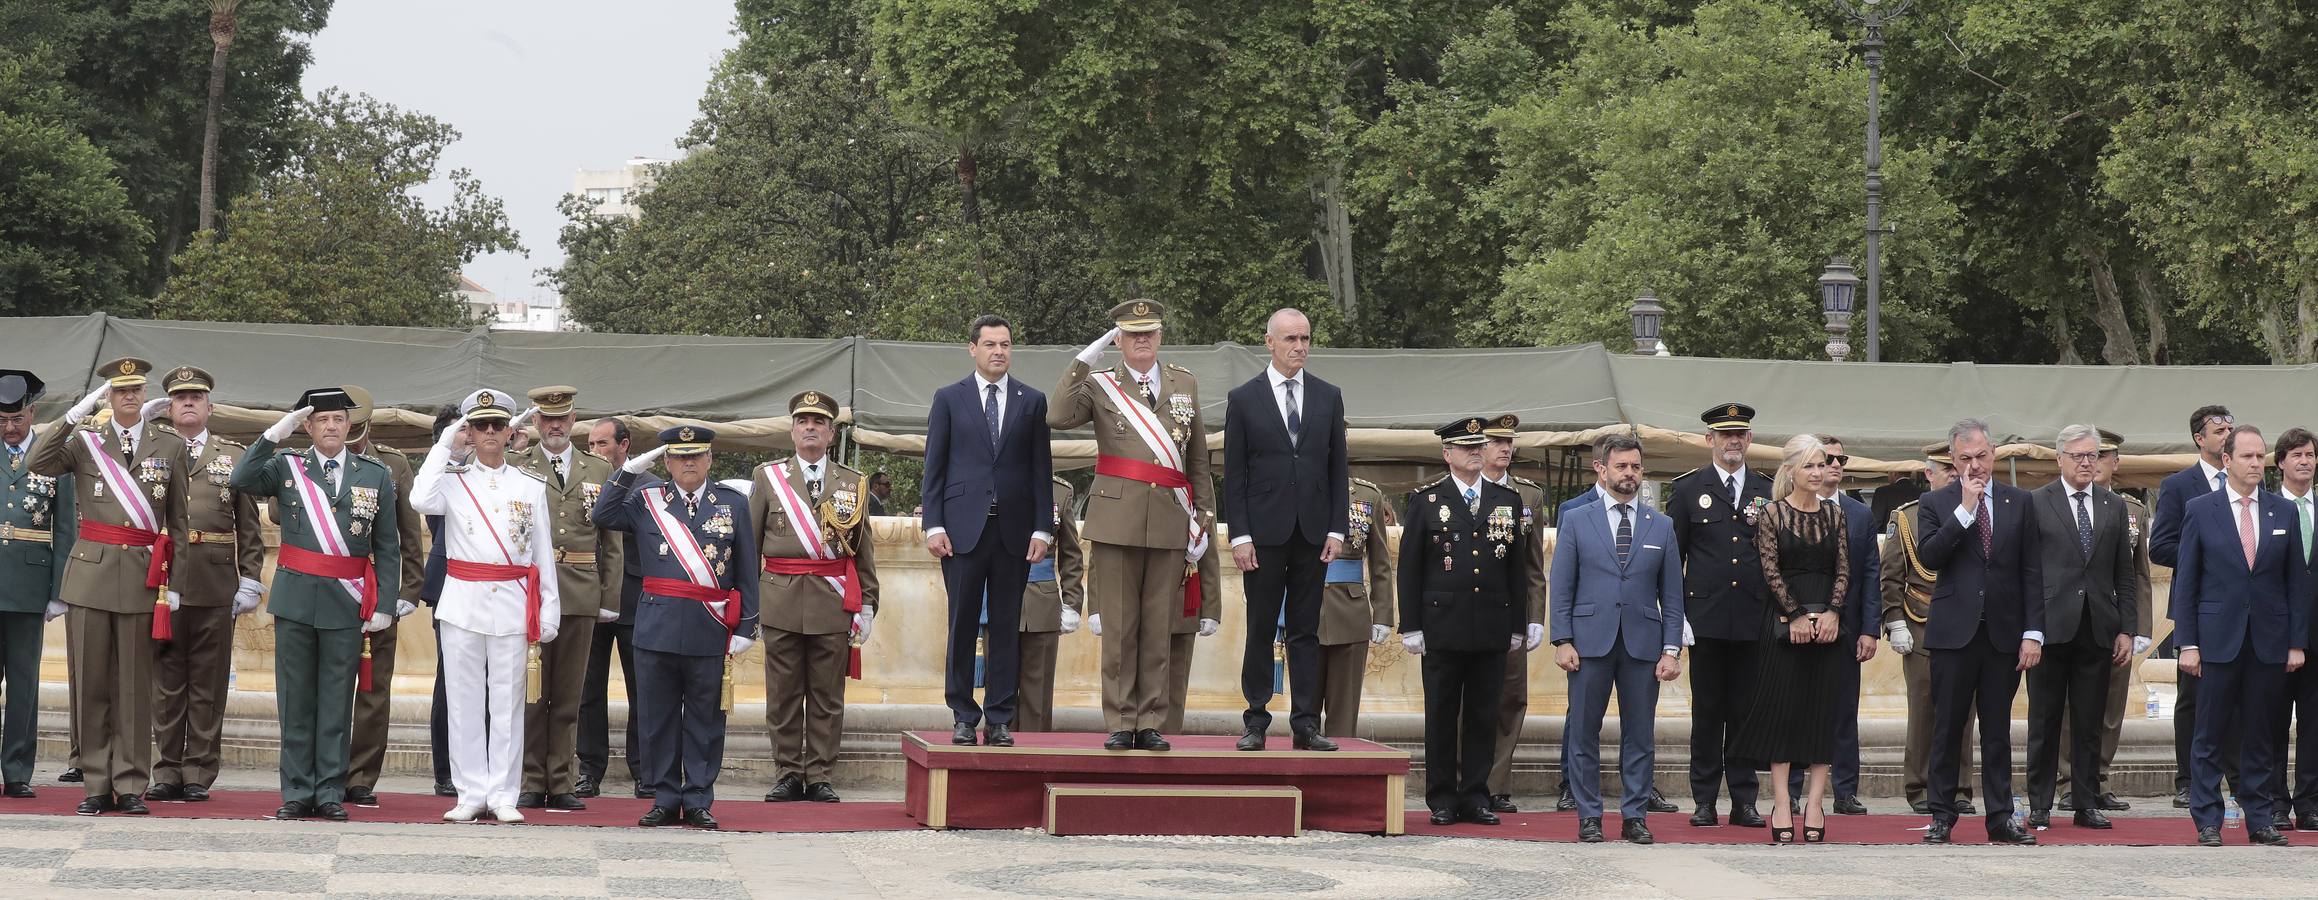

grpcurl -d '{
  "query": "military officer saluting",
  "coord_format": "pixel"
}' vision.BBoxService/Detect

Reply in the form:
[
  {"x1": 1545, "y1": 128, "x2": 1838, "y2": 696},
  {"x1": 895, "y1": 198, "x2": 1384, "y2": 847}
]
[
  {"x1": 1318, "y1": 476, "x2": 1394, "y2": 738},
  {"x1": 752, "y1": 391, "x2": 878, "y2": 804},
  {"x1": 233, "y1": 388, "x2": 404, "y2": 821},
  {"x1": 144, "y1": 366, "x2": 262, "y2": 805},
  {"x1": 343, "y1": 385, "x2": 426, "y2": 809},
  {"x1": 30, "y1": 357, "x2": 190, "y2": 816},
  {"x1": 0, "y1": 370, "x2": 72, "y2": 800},
  {"x1": 1665, "y1": 402, "x2": 1773, "y2": 828},
  {"x1": 1016, "y1": 476, "x2": 1086, "y2": 733},
  {"x1": 1049, "y1": 299, "x2": 1219, "y2": 752},
  {"x1": 511, "y1": 386, "x2": 621, "y2": 812},
  {"x1": 592, "y1": 425, "x2": 760, "y2": 829}
]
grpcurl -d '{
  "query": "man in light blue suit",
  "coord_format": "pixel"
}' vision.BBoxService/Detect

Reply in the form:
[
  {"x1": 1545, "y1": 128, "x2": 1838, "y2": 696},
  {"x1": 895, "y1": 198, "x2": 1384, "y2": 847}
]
[{"x1": 1549, "y1": 434, "x2": 1684, "y2": 844}]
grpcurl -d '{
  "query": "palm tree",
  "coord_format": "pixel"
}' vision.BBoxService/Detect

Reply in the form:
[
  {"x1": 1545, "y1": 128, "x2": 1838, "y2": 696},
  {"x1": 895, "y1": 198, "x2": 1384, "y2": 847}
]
[{"x1": 197, "y1": 0, "x2": 242, "y2": 241}]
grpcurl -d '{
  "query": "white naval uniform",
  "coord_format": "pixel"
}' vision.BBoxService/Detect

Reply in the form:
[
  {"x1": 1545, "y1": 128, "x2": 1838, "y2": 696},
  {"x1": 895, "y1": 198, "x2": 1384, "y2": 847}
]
[{"x1": 412, "y1": 448, "x2": 561, "y2": 810}]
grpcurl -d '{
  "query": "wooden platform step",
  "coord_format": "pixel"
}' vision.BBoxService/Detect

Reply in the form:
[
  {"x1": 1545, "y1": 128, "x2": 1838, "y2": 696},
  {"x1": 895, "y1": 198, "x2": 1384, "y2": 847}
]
[{"x1": 1045, "y1": 783, "x2": 1302, "y2": 837}]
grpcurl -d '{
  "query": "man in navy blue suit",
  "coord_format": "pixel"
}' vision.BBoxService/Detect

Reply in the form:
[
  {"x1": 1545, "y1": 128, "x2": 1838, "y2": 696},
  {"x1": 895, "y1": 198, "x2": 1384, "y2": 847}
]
[
  {"x1": 922, "y1": 315, "x2": 1054, "y2": 747},
  {"x1": 1786, "y1": 436, "x2": 1878, "y2": 816},
  {"x1": 1223, "y1": 308, "x2": 1349, "y2": 752},
  {"x1": 2171, "y1": 424, "x2": 2309, "y2": 847},
  {"x1": 2151, "y1": 404, "x2": 2239, "y2": 808},
  {"x1": 1915, "y1": 418, "x2": 2044, "y2": 845},
  {"x1": 1549, "y1": 434, "x2": 1683, "y2": 844}
]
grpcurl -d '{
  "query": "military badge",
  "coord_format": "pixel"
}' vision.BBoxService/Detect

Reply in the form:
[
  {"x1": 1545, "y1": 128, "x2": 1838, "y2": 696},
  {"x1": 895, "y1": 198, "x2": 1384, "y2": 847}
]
[
  {"x1": 206, "y1": 454, "x2": 234, "y2": 486},
  {"x1": 1495, "y1": 544, "x2": 1508, "y2": 559},
  {"x1": 1350, "y1": 500, "x2": 1373, "y2": 541},
  {"x1": 1698, "y1": 492, "x2": 1714, "y2": 510},
  {"x1": 704, "y1": 506, "x2": 735, "y2": 538},
  {"x1": 506, "y1": 500, "x2": 536, "y2": 547},
  {"x1": 832, "y1": 488, "x2": 858, "y2": 520},
  {"x1": 92, "y1": 479, "x2": 104, "y2": 499},
  {"x1": 349, "y1": 486, "x2": 381, "y2": 522},
  {"x1": 658, "y1": 541, "x2": 671, "y2": 557},
  {"x1": 581, "y1": 481, "x2": 602, "y2": 508},
  {"x1": 1743, "y1": 496, "x2": 1768, "y2": 526},
  {"x1": 138, "y1": 457, "x2": 169, "y2": 482},
  {"x1": 1487, "y1": 505, "x2": 1515, "y2": 542},
  {"x1": 26, "y1": 474, "x2": 53, "y2": 499},
  {"x1": 350, "y1": 520, "x2": 367, "y2": 537},
  {"x1": 1519, "y1": 505, "x2": 1534, "y2": 534},
  {"x1": 1437, "y1": 505, "x2": 1450, "y2": 523},
  {"x1": 149, "y1": 483, "x2": 166, "y2": 501},
  {"x1": 1168, "y1": 394, "x2": 1195, "y2": 428}
]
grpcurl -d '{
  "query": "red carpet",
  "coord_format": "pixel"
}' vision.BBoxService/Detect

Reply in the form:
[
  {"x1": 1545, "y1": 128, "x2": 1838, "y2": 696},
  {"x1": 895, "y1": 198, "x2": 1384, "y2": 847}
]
[
  {"x1": 1403, "y1": 811, "x2": 2302, "y2": 846},
  {"x1": 0, "y1": 790, "x2": 919, "y2": 834}
]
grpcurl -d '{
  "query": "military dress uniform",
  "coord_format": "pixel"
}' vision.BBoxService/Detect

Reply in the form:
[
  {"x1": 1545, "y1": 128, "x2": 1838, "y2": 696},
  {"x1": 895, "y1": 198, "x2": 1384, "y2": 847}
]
[
  {"x1": 1048, "y1": 299, "x2": 1216, "y2": 749},
  {"x1": 148, "y1": 366, "x2": 262, "y2": 803},
  {"x1": 590, "y1": 426, "x2": 759, "y2": 828},
  {"x1": 343, "y1": 385, "x2": 427, "y2": 806},
  {"x1": 1879, "y1": 443, "x2": 1976, "y2": 812},
  {"x1": 0, "y1": 370, "x2": 73, "y2": 798},
  {"x1": 231, "y1": 388, "x2": 404, "y2": 819},
  {"x1": 1163, "y1": 536, "x2": 1223, "y2": 735},
  {"x1": 29, "y1": 357, "x2": 190, "y2": 814},
  {"x1": 1481, "y1": 416, "x2": 1549, "y2": 811},
  {"x1": 513, "y1": 386, "x2": 622, "y2": 810},
  {"x1": 1016, "y1": 476, "x2": 1086, "y2": 733},
  {"x1": 751, "y1": 392, "x2": 878, "y2": 803},
  {"x1": 1401, "y1": 417, "x2": 1531, "y2": 824},
  {"x1": 1664, "y1": 403, "x2": 1771, "y2": 824},
  {"x1": 1318, "y1": 477, "x2": 1394, "y2": 738}
]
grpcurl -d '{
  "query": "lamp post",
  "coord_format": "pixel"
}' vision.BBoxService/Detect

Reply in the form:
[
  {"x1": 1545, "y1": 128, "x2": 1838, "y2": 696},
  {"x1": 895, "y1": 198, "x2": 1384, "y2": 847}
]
[
  {"x1": 1838, "y1": 0, "x2": 1910, "y2": 362},
  {"x1": 1629, "y1": 290, "x2": 1665, "y2": 355},
  {"x1": 1820, "y1": 258, "x2": 1859, "y2": 361}
]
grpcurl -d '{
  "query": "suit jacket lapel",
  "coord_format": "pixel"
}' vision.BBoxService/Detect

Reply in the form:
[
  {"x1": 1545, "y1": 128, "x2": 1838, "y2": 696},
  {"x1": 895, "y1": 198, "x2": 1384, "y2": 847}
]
[{"x1": 999, "y1": 379, "x2": 1030, "y2": 456}]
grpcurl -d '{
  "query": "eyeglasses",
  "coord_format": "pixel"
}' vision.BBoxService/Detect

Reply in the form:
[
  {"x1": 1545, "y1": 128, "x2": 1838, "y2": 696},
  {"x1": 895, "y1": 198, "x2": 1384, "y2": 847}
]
[
  {"x1": 1824, "y1": 454, "x2": 1850, "y2": 466},
  {"x1": 2059, "y1": 451, "x2": 2100, "y2": 464},
  {"x1": 470, "y1": 420, "x2": 509, "y2": 432}
]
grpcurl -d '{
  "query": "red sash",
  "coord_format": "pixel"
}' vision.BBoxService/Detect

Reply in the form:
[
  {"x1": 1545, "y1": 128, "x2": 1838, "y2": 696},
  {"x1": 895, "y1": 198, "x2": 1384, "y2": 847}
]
[
  {"x1": 445, "y1": 559, "x2": 543, "y2": 642},
  {"x1": 643, "y1": 576, "x2": 741, "y2": 630},
  {"x1": 1090, "y1": 455, "x2": 1205, "y2": 617},
  {"x1": 761, "y1": 557, "x2": 866, "y2": 678},
  {"x1": 80, "y1": 521, "x2": 172, "y2": 590},
  {"x1": 278, "y1": 544, "x2": 380, "y2": 620}
]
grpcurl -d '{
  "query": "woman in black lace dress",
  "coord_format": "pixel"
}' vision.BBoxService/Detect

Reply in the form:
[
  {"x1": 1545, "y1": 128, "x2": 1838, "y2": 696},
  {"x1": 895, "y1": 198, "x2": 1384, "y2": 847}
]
[{"x1": 1728, "y1": 434, "x2": 1848, "y2": 843}]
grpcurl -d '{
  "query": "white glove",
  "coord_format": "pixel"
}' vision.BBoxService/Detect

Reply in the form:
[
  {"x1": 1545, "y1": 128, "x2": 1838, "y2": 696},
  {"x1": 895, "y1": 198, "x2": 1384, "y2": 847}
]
[
  {"x1": 65, "y1": 384, "x2": 109, "y2": 425},
  {"x1": 1401, "y1": 631, "x2": 1426, "y2": 656},
  {"x1": 598, "y1": 608, "x2": 620, "y2": 624},
  {"x1": 166, "y1": 590, "x2": 181, "y2": 612},
  {"x1": 852, "y1": 610, "x2": 874, "y2": 643},
  {"x1": 363, "y1": 611, "x2": 392, "y2": 633},
  {"x1": 622, "y1": 445, "x2": 666, "y2": 475},
  {"x1": 540, "y1": 621, "x2": 560, "y2": 644},
  {"x1": 139, "y1": 397, "x2": 169, "y2": 423},
  {"x1": 1682, "y1": 618, "x2": 1696, "y2": 647},
  {"x1": 1510, "y1": 633, "x2": 1525, "y2": 652},
  {"x1": 396, "y1": 599, "x2": 416, "y2": 618},
  {"x1": 2133, "y1": 635, "x2": 2151, "y2": 657},
  {"x1": 264, "y1": 406, "x2": 315, "y2": 443},
  {"x1": 1525, "y1": 623, "x2": 1545, "y2": 652},
  {"x1": 1075, "y1": 327, "x2": 1121, "y2": 366},
  {"x1": 1088, "y1": 613, "x2": 1102, "y2": 636},
  {"x1": 1370, "y1": 624, "x2": 1391, "y2": 645},
  {"x1": 1886, "y1": 621, "x2": 1915, "y2": 655},
  {"x1": 1059, "y1": 607, "x2": 1081, "y2": 634},
  {"x1": 727, "y1": 634, "x2": 755, "y2": 656},
  {"x1": 1198, "y1": 617, "x2": 1218, "y2": 637},
  {"x1": 231, "y1": 584, "x2": 262, "y2": 617},
  {"x1": 44, "y1": 600, "x2": 69, "y2": 622},
  {"x1": 509, "y1": 406, "x2": 540, "y2": 432}
]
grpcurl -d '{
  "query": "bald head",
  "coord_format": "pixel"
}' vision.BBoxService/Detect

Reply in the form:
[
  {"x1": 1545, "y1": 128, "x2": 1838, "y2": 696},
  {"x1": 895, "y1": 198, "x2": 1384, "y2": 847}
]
[{"x1": 1263, "y1": 308, "x2": 1312, "y2": 376}]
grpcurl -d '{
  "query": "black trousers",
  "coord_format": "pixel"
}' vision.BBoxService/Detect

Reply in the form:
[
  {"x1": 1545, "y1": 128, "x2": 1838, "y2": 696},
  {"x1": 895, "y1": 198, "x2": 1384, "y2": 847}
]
[
  {"x1": 2289, "y1": 665, "x2": 2318, "y2": 815},
  {"x1": 633, "y1": 648, "x2": 726, "y2": 811},
  {"x1": 1421, "y1": 647, "x2": 1505, "y2": 814},
  {"x1": 578, "y1": 621, "x2": 640, "y2": 785},
  {"x1": 0, "y1": 611, "x2": 40, "y2": 784},
  {"x1": 2174, "y1": 670, "x2": 2241, "y2": 793},
  {"x1": 1688, "y1": 636, "x2": 1760, "y2": 810},
  {"x1": 1927, "y1": 627, "x2": 2023, "y2": 827},
  {"x1": 941, "y1": 523, "x2": 1027, "y2": 727},
  {"x1": 2025, "y1": 631, "x2": 2110, "y2": 813},
  {"x1": 429, "y1": 620, "x2": 452, "y2": 785},
  {"x1": 1240, "y1": 533, "x2": 1325, "y2": 733}
]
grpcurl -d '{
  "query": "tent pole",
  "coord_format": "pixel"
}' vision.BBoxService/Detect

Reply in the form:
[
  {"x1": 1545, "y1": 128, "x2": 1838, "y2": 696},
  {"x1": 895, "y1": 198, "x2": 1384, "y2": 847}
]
[{"x1": 2008, "y1": 456, "x2": 2017, "y2": 486}]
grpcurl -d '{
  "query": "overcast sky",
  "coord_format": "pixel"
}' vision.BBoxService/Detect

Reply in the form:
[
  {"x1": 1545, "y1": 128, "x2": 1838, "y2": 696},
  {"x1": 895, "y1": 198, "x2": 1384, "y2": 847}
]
[{"x1": 303, "y1": 1, "x2": 739, "y2": 305}]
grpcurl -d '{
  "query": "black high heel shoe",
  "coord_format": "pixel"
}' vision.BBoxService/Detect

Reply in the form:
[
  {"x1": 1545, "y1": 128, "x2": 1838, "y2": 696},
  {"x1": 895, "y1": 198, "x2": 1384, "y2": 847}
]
[
  {"x1": 1771, "y1": 826, "x2": 1797, "y2": 844},
  {"x1": 1804, "y1": 826, "x2": 1826, "y2": 843}
]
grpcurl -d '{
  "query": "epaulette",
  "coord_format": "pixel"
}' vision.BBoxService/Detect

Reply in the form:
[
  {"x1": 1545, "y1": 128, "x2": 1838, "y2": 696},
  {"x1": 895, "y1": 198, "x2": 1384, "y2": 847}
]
[
  {"x1": 212, "y1": 435, "x2": 245, "y2": 449},
  {"x1": 273, "y1": 446, "x2": 303, "y2": 459},
  {"x1": 151, "y1": 422, "x2": 180, "y2": 436},
  {"x1": 1052, "y1": 474, "x2": 1072, "y2": 488},
  {"x1": 2119, "y1": 493, "x2": 2147, "y2": 508},
  {"x1": 1893, "y1": 499, "x2": 1920, "y2": 512},
  {"x1": 1673, "y1": 467, "x2": 1702, "y2": 482},
  {"x1": 582, "y1": 449, "x2": 609, "y2": 463},
  {"x1": 370, "y1": 444, "x2": 409, "y2": 460},
  {"x1": 353, "y1": 452, "x2": 384, "y2": 469},
  {"x1": 1350, "y1": 476, "x2": 1378, "y2": 492},
  {"x1": 515, "y1": 467, "x2": 549, "y2": 483},
  {"x1": 1164, "y1": 362, "x2": 1191, "y2": 374},
  {"x1": 1509, "y1": 475, "x2": 1542, "y2": 489},
  {"x1": 1414, "y1": 474, "x2": 1450, "y2": 494},
  {"x1": 830, "y1": 462, "x2": 863, "y2": 479}
]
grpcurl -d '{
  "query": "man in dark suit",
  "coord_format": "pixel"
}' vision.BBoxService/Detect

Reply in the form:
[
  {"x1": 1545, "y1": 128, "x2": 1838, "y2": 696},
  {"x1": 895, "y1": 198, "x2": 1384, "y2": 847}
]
[
  {"x1": 1400, "y1": 416, "x2": 1530, "y2": 826},
  {"x1": 1549, "y1": 434, "x2": 1683, "y2": 844},
  {"x1": 922, "y1": 315, "x2": 1054, "y2": 748},
  {"x1": 2268, "y1": 427, "x2": 2317, "y2": 831},
  {"x1": 2173, "y1": 423, "x2": 2307, "y2": 847},
  {"x1": 577, "y1": 417, "x2": 641, "y2": 799},
  {"x1": 1786, "y1": 436, "x2": 1878, "y2": 816},
  {"x1": 1915, "y1": 418, "x2": 2044, "y2": 845},
  {"x1": 1666, "y1": 403, "x2": 1771, "y2": 827},
  {"x1": 2023, "y1": 425, "x2": 2137, "y2": 830},
  {"x1": 2151, "y1": 404, "x2": 2239, "y2": 808},
  {"x1": 1225, "y1": 308, "x2": 1349, "y2": 752}
]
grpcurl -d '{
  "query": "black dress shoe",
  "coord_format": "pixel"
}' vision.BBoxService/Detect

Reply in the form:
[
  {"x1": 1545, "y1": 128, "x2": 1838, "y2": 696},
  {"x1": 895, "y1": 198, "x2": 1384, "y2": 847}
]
[
  {"x1": 2197, "y1": 826, "x2": 2223, "y2": 846},
  {"x1": 1134, "y1": 729, "x2": 1170, "y2": 752},
  {"x1": 1487, "y1": 794, "x2": 1518, "y2": 814},
  {"x1": 1105, "y1": 731, "x2": 1135, "y2": 751},
  {"x1": 1557, "y1": 783, "x2": 1578, "y2": 812},
  {"x1": 1923, "y1": 820, "x2": 1953, "y2": 844},
  {"x1": 75, "y1": 796, "x2": 110, "y2": 816},
  {"x1": 2073, "y1": 809, "x2": 2112, "y2": 829},
  {"x1": 1577, "y1": 816, "x2": 1605, "y2": 842},
  {"x1": 115, "y1": 796, "x2": 148, "y2": 816},
  {"x1": 1955, "y1": 798, "x2": 1977, "y2": 816},
  {"x1": 271, "y1": 800, "x2": 309, "y2": 820},
  {"x1": 1909, "y1": 799, "x2": 1930, "y2": 815},
  {"x1": 984, "y1": 724, "x2": 1013, "y2": 747},
  {"x1": 1987, "y1": 821, "x2": 2037, "y2": 844},
  {"x1": 1689, "y1": 807, "x2": 1718, "y2": 827},
  {"x1": 315, "y1": 802, "x2": 349, "y2": 822},
  {"x1": 2026, "y1": 809, "x2": 2050, "y2": 829},
  {"x1": 953, "y1": 723, "x2": 979, "y2": 745},
  {"x1": 1646, "y1": 788, "x2": 1680, "y2": 814},
  {"x1": 434, "y1": 782, "x2": 458, "y2": 798},
  {"x1": 574, "y1": 777, "x2": 599, "y2": 799},
  {"x1": 633, "y1": 783, "x2": 653, "y2": 799},
  {"x1": 2250, "y1": 827, "x2": 2289, "y2": 846},
  {"x1": 1622, "y1": 819, "x2": 1654, "y2": 844},
  {"x1": 4, "y1": 782, "x2": 32, "y2": 799},
  {"x1": 805, "y1": 782, "x2": 841, "y2": 803},
  {"x1": 2097, "y1": 791, "x2": 2131, "y2": 811},
  {"x1": 344, "y1": 786, "x2": 377, "y2": 807},
  {"x1": 1236, "y1": 728, "x2": 1265, "y2": 751},
  {"x1": 516, "y1": 792, "x2": 546, "y2": 809},
  {"x1": 1464, "y1": 808, "x2": 1500, "y2": 826},
  {"x1": 1291, "y1": 729, "x2": 1337, "y2": 751},
  {"x1": 685, "y1": 808, "x2": 720, "y2": 830},
  {"x1": 765, "y1": 775, "x2": 804, "y2": 802},
  {"x1": 145, "y1": 783, "x2": 182, "y2": 802},
  {"x1": 1833, "y1": 795, "x2": 1867, "y2": 816},
  {"x1": 2173, "y1": 788, "x2": 2191, "y2": 809},
  {"x1": 58, "y1": 767, "x2": 81, "y2": 783},
  {"x1": 638, "y1": 806, "x2": 677, "y2": 827},
  {"x1": 1728, "y1": 805, "x2": 1765, "y2": 828},
  {"x1": 2299, "y1": 813, "x2": 2318, "y2": 832},
  {"x1": 547, "y1": 793, "x2": 587, "y2": 811},
  {"x1": 2058, "y1": 793, "x2": 2076, "y2": 811},
  {"x1": 181, "y1": 784, "x2": 210, "y2": 802},
  {"x1": 1429, "y1": 809, "x2": 1457, "y2": 826}
]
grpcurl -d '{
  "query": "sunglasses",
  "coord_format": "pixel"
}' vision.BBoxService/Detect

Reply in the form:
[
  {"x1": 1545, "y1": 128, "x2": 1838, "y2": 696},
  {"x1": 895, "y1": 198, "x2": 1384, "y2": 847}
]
[
  {"x1": 1824, "y1": 454, "x2": 1850, "y2": 466},
  {"x1": 469, "y1": 420, "x2": 509, "y2": 432}
]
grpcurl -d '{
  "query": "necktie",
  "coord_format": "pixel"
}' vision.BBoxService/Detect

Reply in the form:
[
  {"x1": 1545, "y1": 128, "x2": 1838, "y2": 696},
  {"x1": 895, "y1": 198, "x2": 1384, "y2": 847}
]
[
  {"x1": 985, "y1": 383, "x2": 1001, "y2": 450},
  {"x1": 806, "y1": 465, "x2": 822, "y2": 502},
  {"x1": 324, "y1": 458, "x2": 341, "y2": 495},
  {"x1": 2215, "y1": 471, "x2": 2227, "y2": 493},
  {"x1": 2073, "y1": 491, "x2": 2093, "y2": 557},
  {"x1": 1140, "y1": 376, "x2": 1157, "y2": 409},
  {"x1": 1976, "y1": 492, "x2": 1992, "y2": 560},
  {"x1": 1283, "y1": 379, "x2": 1301, "y2": 447},
  {"x1": 7, "y1": 448, "x2": 17, "y2": 471},
  {"x1": 554, "y1": 454, "x2": 567, "y2": 488},
  {"x1": 1464, "y1": 486, "x2": 1478, "y2": 517},
  {"x1": 1615, "y1": 503, "x2": 1633, "y2": 568},
  {"x1": 2239, "y1": 496, "x2": 2258, "y2": 567},
  {"x1": 1726, "y1": 474, "x2": 1740, "y2": 508},
  {"x1": 119, "y1": 429, "x2": 134, "y2": 464},
  {"x1": 2299, "y1": 496, "x2": 2312, "y2": 565}
]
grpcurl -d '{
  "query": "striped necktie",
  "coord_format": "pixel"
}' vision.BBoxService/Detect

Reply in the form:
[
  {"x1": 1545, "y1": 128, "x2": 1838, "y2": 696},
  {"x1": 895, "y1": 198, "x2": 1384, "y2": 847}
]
[{"x1": 1615, "y1": 503, "x2": 1633, "y2": 568}]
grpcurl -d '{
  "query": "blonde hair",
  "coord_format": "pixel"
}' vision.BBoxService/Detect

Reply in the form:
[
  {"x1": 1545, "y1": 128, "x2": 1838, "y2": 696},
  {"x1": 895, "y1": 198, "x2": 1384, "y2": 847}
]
[{"x1": 1772, "y1": 434, "x2": 1828, "y2": 502}]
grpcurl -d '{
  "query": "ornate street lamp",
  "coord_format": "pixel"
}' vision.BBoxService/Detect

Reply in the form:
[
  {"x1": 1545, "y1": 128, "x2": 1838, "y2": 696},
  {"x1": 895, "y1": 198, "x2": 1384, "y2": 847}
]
[
  {"x1": 1820, "y1": 257, "x2": 1859, "y2": 362},
  {"x1": 1837, "y1": 0, "x2": 1912, "y2": 362},
  {"x1": 1629, "y1": 291, "x2": 1666, "y2": 355}
]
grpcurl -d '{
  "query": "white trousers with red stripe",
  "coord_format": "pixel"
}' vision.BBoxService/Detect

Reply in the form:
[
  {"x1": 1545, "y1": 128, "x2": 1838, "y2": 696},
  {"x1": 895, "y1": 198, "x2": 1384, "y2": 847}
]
[{"x1": 441, "y1": 624, "x2": 526, "y2": 809}]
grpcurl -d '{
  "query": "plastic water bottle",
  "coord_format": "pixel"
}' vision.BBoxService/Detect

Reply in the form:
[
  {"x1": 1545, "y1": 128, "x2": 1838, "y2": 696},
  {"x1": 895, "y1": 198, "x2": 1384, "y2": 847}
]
[
  {"x1": 2226, "y1": 799, "x2": 2243, "y2": 829},
  {"x1": 2146, "y1": 686, "x2": 2161, "y2": 719},
  {"x1": 2012, "y1": 796, "x2": 2026, "y2": 830}
]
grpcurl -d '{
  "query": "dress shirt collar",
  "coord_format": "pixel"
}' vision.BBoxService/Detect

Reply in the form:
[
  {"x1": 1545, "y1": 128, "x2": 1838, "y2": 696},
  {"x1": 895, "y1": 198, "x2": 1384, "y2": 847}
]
[
  {"x1": 2199, "y1": 459, "x2": 2226, "y2": 490},
  {"x1": 2282, "y1": 485, "x2": 2314, "y2": 505},
  {"x1": 1124, "y1": 362, "x2": 1159, "y2": 385},
  {"x1": 1266, "y1": 365, "x2": 1303, "y2": 390},
  {"x1": 2225, "y1": 482, "x2": 2261, "y2": 508},
  {"x1": 1448, "y1": 472, "x2": 1482, "y2": 500},
  {"x1": 974, "y1": 371, "x2": 1010, "y2": 394}
]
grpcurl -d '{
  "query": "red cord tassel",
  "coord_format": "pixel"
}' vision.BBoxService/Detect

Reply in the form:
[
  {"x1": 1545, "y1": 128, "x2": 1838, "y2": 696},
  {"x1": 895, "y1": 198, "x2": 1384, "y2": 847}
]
[
  {"x1": 847, "y1": 646, "x2": 862, "y2": 680},
  {"x1": 359, "y1": 636, "x2": 376, "y2": 692}
]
